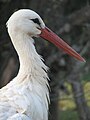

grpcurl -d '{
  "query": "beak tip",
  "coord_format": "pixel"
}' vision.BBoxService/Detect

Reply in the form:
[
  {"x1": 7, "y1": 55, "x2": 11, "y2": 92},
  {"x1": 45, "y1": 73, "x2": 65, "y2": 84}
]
[
  {"x1": 83, "y1": 59, "x2": 86, "y2": 63},
  {"x1": 80, "y1": 58, "x2": 86, "y2": 63}
]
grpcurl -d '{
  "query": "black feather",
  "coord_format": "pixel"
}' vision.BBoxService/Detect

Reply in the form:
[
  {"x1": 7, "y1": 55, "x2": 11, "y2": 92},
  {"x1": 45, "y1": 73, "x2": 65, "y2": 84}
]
[{"x1": 31, "y1": 18, "x2": 41, "y2": 26}]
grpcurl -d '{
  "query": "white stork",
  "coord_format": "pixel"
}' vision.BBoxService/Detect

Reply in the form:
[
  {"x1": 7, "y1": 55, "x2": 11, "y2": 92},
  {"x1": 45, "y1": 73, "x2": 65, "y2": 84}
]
[{"x1": 0, "y1": 9, "x2": 85, "y2": 120}]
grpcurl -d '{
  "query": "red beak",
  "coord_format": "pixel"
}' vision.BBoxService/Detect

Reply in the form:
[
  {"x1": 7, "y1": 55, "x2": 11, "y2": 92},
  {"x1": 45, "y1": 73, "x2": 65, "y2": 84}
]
[{"x1": 40, "y1": 27, "x2": 85, "y2": 62}]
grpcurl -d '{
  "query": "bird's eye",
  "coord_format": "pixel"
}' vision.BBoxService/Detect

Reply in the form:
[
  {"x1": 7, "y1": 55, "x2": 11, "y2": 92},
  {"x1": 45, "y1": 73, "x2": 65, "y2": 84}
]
[{"x1": 31, "y1": 18, "x2": 41, "y2": 26}]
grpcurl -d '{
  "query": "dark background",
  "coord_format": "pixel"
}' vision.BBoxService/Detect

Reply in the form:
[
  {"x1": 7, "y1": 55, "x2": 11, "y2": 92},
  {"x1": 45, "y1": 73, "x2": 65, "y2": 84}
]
[{"x1": 0, "y1": 0, "x2": 90, "y2": 120}]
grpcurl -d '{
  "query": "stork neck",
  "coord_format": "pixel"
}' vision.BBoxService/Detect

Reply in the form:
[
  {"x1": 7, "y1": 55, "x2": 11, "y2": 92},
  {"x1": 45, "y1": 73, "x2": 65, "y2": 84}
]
[
  {"x1": 11, "y1": 34, "x2": 48, "y2": 76},
  {"x1": 10, "y1": 34, "x2": 49, "y2": 117}
]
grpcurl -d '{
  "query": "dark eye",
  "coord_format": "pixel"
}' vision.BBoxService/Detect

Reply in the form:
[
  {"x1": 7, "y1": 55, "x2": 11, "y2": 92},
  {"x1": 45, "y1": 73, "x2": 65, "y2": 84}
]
[{"x1": 31, "y1": 18, "x2": 41, "y2": 26}]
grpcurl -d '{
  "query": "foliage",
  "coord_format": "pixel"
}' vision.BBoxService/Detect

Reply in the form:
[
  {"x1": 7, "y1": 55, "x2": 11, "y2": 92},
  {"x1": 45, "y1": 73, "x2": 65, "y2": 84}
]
[
  {"x1": 60, "y1": 110, "x2": 79, "y2": 120},
  {"x1": 59, "y1": 82, "x2": 90, "y2": 110}
]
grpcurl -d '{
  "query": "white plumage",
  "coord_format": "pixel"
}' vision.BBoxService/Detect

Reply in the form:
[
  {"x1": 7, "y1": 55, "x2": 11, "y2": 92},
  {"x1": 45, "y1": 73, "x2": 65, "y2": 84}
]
[
  {"x1": 0, "y1": 9, "x2": 49, "y2": 120},
  {"x1": 0, "y1": 9, "x2": 85, "y2": 120}
]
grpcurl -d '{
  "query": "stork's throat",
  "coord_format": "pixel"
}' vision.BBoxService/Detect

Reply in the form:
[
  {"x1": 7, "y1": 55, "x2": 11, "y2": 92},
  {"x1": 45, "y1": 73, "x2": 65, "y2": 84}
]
[{"x1": 12, "y1": 35, "x2": 48, "y2": 78}]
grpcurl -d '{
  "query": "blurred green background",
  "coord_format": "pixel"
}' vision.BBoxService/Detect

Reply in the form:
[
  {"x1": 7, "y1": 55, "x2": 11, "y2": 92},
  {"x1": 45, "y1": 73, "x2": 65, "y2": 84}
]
[{"x1": 0, "y1": 0, "x2": 90, "y2": 120}]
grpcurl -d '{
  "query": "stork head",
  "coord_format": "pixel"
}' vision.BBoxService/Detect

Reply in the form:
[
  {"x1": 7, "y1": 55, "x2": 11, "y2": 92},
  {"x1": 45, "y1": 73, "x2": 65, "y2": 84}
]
[
  {"x1": 7, "y1": 9, "x2": 45, "y2": 37},
  {"x1": 7, "y1": 9, "x2": 85, "y2": 62}
]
